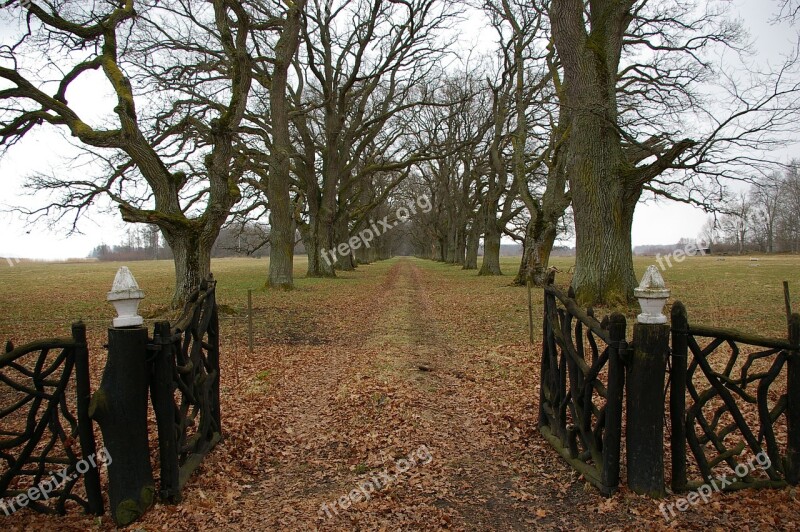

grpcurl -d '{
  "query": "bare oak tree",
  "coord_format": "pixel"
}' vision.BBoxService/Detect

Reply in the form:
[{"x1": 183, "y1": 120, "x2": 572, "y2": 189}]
[
  {"x1": 1, "y1": 0, "x2": 255, "y2": 306},
  {"x1": 549, "y1": 0, "x2": 800, "y2": 304}
]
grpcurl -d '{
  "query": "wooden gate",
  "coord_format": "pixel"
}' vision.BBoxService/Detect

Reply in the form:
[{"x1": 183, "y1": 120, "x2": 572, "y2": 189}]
[
  {"x1": 150, "y1": 275, "x2": 221, "y2": 502},
  {"x1": 538, "y1": 274, "x2": 628, "y2": 495},
  {"x1": 670, "y1": 302, "x2": 800, "y2": 492},
  {"x1": 0, "y1": 323, "x2": 103, "y2": 515}
]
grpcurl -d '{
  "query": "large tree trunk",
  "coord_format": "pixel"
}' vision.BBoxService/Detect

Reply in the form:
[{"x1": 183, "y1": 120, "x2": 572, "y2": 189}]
[
  {"x1": 479, "y1": 221, "x2": 503, "y2": 276},
  {"x1": 265, "y1": 2, "x2": 303, "y2": 289},
  {"x1": 567, "y1": 116, "x2": 638, "y2": 305},
  {"x1": 267, "y1": 210, "x2": 294, "y2": 288},
  {"x1": 454, "y1": 227, "x2": 466, "y2": 266},
  {"x1": 334, "y1": 216, "x2": 356, "y2": 271},
  {"x1": 464, "y1": 224, "x2": 479, "y2": 270},
  {"x1": 355, "y1": 245, "x2": 372, "y2": 264},
  {"x1": 513, "y1": 211, "x2": 558, "y2": 287},
  {"x1": 308, "y1": 233, "x2": 337, "y2": 277},
  {"x1": 164, "y1": 229, "x2": 213, "y2": 309},
  {"x1": 437, "y1": 238, "x2": 446, "y2": 261},
  {"x1": 337, "y1": 252, "x2": 356, "y2": 271},
  {"x1": 445, "y1": 225, "x2": 458, "y2": 263},
  {"x1": 301, "y1": 227, "x2": 317, "y2": 274},
  {"x1": 551, "y1": 0, "x2": 639, "y2": 306},
  {"x1": 303, "y1": 199, "x2": 336, "y2": 277},
  {"x1": 447, "y1": 225, "x2": 464, "y2": 265}
]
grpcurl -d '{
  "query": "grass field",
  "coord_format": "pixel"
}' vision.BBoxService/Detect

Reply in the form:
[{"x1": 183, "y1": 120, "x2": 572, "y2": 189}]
[
  {"x1": 1, "y1": 253, "x2": 797, "y2": 341},
  {"x1": 0, "y1": 254, "x2": 798, "y2": 530}
]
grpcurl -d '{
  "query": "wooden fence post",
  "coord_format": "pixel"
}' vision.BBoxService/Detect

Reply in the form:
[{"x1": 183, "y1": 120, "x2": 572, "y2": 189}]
[
  {"x1": 527, "y1": 277, "x2": 535, "y2": 345},
  {"x1": 601, "y1": 312, "x2": 627, "y2": 495},
  {"x1": 670, "y1": 302, "x2": 689, "y2": 493},
  {"x1": 150, "y1": 321, "x2": 181, "y2": 502},
  {"x1": 71, "y1": 322, "x2": 103, "y2": 515},
  {"x1": 248, "y1": 289, "x2": 254, "y2": 354},
  {"x1": 787, "y1": 313, "x2": 800, "y2": 485},
  {"x1": 538, "y1": 274, "x2": 556, "y2": 428},
  {"x1": 627, "y1": 320, "x2": 669, "y2": 497},
  {"x1": 626, "y1": 265, "x2": 670, "y2": 497},
  {"x1": 90, "y1": 326, "x2": 155, "y2": 526},
  {"x1": 89, "y1": 268, "x2": 155, "y2": 526}
]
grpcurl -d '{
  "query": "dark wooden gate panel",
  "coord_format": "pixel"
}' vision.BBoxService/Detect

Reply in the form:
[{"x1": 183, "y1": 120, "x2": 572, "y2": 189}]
[
  {"x1": 0, "y1": 323, "x2": 102, "y2": 515},
  {"x1": 150, "y1": 275, "x2": 221, "y2": 502},
  {"x1": 538, "y1": 274, "x2": 627, "y2": 496},
  {"x1": 670, "y1": 302, "x2": 800, "y2": 492}
]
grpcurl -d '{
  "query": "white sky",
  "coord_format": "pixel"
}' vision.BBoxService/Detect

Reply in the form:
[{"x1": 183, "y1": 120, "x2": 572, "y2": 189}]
[{"x1": 0, "y1": 0, "x2": 798, "y2": 260}]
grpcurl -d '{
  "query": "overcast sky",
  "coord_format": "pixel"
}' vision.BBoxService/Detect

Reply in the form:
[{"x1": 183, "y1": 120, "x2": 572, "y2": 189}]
[{"x1": 0, "y1": 0, "x2": 798, "y2": 261}]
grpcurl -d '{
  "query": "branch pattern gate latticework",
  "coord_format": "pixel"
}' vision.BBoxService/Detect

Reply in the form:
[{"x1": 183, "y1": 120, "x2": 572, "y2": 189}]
[
  {"x1": 670, "y1": 301, "x2": 800, "y2": 492},
  {"x1": 1, "y1": 275, "x2": 222, "y2": 522},
  {"x1": 0, "y1": 323, "x2": 102, "y2": 515},
  {"x1": 150, "y1": 275, "x2": 221, "y2": 502},
  {"x1": 538, "y1": 274, "x2": 627, "y2": 496}
]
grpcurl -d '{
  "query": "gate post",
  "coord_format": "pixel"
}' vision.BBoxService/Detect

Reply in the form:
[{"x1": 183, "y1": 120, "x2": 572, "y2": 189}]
[
  {"x1": 787, "y1": 313, "x2": 800, "y2": 485},
  {"x1": 151, "y1": 320, "x2": 181, "y2": 502},
  {"x1": 601, "y1": 313, "x2": 627, "y2": 495},
  {"x1": 626, "y1": 266, "x2": 670, "y2": 497},
  {"x1": 89, "y1": 268, "x2": 155, "y2": 526},
  {"x1": 669, "y1": 302, "x2": 689, "y2": 492},
  {"x1": 72, "y1": 322, "x2": 103, "y2": 515}
]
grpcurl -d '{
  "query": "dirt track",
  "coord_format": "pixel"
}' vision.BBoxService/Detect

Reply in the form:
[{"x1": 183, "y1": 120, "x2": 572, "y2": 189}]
[{"x1": 8, "y1": 258, "x2": 798, "y2": 531}]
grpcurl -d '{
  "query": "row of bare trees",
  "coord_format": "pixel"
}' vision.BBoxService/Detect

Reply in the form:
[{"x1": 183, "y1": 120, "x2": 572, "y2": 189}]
[
  {"x1": 1, "y1": 0, "x2": 456, "y2": 305},
  {"x1": 2, "y1": 0, "x2": 800, "y2": 306},
  {"x1": 706, "y1": 162, "x2": 800, "y2": 253},
  {"x1": 403, "y1": 0, "x2": 800, "y2": 304}
]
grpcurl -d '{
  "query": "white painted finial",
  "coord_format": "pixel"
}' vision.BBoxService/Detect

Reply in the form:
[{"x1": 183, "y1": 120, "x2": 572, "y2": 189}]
[
  {"x1": 107, "y1": 266, "x2": 145, "y2": 327},
  {"x1": 634, "y1": 265, "x2": 671, "y2": 324}
]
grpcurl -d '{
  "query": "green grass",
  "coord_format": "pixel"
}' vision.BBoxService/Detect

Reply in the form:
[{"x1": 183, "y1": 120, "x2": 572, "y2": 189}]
[
  {"x1": 0, "y1": 253, "x2": 797, "y2": 343},
  {"x1": 400, "y1": 254, "x2": 799, "y2": 341}
]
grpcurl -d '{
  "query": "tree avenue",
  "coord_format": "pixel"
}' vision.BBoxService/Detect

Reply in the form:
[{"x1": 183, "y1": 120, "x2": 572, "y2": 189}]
[{"x1": 2, "y1": 0, "x2": 800, "y2": 307}]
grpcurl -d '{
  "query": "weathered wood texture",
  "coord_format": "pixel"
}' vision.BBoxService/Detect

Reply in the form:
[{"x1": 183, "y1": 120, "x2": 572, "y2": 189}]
[
  {"x1": 538, "y1": 274, "x2": 626, "y2": 496},
  {"x1": 626, "y1": 322, "x2": 669, "y2": 497},
  {"x1": 0, "y1": 323, "x2": 103, "y2": 516},
  {"x1": 89, "y1": 327, "x2": 155, "y2": 526}
]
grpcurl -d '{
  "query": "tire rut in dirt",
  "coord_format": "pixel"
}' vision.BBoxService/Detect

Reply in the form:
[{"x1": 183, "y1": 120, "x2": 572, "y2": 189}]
[{"x1": 391, "y1": 260, "x2": 544, "y2": 531}]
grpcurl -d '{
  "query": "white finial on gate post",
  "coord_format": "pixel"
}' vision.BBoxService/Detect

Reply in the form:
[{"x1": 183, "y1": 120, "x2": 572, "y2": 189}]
[
  {"x1": 107, "y1": 266, "x2": 145, "y2": 327},
  {"x1": 634, "y1": 265, "x2": 670, "y2": 324}
]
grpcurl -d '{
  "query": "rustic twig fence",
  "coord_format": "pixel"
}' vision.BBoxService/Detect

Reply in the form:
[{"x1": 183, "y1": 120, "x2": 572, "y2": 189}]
[
  {"x1": 0, "y1": 273, "x2": 221, "y2": 526},
  {"x1": 0, "y1": 323, "x2": 103, "y2": 516},
  {"x1": 538, "y1": 273, "x2": 627, "y2": 495},
  {"x1": 540, "y1": 271, "x2": 800, "y2": 497},
  {"x1": 670, "y1": 302, "x2": 800, "y2": 491}
]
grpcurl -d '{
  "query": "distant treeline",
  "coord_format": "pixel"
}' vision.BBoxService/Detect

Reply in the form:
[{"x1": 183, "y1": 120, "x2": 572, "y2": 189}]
[{"x1": 89, "y1": 224, "x2": 305, "y2": 261}]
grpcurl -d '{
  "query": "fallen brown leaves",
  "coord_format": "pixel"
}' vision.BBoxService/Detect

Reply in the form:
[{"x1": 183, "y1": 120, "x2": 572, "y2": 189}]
[{"x1": 2, "y1": 257, "x2": 799, "y2": 531}]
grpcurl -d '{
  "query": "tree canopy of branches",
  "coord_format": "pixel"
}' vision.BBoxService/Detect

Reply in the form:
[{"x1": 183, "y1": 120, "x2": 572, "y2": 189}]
[{"x1": 0, "y1": 0, "x2": 264, "y2": 306}]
